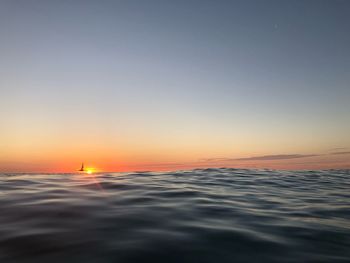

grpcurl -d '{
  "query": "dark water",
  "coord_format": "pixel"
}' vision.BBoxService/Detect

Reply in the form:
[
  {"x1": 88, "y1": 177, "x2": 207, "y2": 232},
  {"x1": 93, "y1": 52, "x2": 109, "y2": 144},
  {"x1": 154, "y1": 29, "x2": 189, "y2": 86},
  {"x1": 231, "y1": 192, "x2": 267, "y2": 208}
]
[{"x1": 1, "y1": 168, "x2": 350, "y2": 263}]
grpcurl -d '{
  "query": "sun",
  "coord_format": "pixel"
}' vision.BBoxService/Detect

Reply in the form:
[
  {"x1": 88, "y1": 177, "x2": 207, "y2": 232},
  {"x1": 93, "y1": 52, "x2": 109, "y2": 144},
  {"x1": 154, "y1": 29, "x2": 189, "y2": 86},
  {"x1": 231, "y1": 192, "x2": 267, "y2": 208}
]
[{"x1": 85, "y1": 168, "x2": 95, "y2": 174}]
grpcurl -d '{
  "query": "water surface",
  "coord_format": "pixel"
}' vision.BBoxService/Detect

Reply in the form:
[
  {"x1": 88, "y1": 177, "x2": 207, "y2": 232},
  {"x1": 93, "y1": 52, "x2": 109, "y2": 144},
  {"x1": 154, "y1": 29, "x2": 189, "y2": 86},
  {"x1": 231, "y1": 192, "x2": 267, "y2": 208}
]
[{"x1": 1, "y1": 168, "x2": 349, "y2": 262}]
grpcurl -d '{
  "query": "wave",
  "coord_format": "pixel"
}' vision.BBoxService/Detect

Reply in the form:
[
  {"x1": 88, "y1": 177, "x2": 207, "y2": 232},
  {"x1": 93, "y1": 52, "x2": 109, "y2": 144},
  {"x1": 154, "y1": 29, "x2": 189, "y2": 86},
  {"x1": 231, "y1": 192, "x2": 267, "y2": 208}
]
[{"x1": 0, "y1": 169, "x2": 349, "y2": 262}]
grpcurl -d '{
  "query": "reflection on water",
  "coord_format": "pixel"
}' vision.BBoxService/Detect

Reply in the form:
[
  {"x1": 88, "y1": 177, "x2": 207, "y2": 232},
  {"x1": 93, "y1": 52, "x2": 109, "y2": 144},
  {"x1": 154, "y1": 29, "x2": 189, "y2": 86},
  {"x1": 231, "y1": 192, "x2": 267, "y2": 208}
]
[{"x1": 0, "y1": 168, "x2": 350, "y2": 262}]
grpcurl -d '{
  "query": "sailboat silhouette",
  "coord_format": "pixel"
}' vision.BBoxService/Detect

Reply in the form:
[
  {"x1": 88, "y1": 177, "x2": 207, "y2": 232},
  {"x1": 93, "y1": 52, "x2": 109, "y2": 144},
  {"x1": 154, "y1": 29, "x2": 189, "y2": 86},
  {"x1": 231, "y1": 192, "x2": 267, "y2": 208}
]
[{"x1": 79, "y1": 162, "x2": 85, "y2": 172}]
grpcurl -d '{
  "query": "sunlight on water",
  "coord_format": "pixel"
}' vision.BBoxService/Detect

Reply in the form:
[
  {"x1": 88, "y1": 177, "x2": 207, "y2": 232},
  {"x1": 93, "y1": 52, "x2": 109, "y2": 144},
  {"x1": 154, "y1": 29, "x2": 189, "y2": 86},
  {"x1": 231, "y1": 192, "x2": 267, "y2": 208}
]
[{"x1": 0, "y1": 169, "x2": 349, "y2": 263}]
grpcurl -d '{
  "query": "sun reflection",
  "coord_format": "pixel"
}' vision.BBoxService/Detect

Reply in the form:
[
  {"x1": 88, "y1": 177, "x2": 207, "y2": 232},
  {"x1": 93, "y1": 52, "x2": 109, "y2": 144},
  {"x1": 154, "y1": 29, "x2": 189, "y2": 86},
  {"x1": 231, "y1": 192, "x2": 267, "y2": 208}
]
[{"x1": 74, "y1": 166, "x2": 104, "y2": 192}]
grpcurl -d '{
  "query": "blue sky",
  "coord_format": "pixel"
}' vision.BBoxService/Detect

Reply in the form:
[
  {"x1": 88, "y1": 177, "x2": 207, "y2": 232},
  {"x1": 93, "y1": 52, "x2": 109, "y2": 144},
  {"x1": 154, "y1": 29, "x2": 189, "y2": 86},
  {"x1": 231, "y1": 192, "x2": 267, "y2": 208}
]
[{"x1": 1, "y1": 0, "x2": 350, "y2": 171}]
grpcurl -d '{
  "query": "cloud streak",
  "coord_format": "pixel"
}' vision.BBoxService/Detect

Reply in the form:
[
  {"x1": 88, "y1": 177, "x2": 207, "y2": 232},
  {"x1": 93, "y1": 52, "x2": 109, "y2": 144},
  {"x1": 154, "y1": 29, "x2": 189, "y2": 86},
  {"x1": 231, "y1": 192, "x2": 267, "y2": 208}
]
[
  {"x1": 199, "y1": 150, "x2": 350, "y2": 166},
  {"x1": 201, "y1": 154, "x2": 320, "y2": 163},
  {"x1": 329, "y1": 147, "x2": 348, "y2": 151},
  {"x1": 330, "y1": 151, "x2": 350, "y2": 155},
  {"x1": 234, "y1": 154, "x2": 319, "y2": 161},
  {"x1": 200, "y1": 158, "x2": 235, "y2": 162}
]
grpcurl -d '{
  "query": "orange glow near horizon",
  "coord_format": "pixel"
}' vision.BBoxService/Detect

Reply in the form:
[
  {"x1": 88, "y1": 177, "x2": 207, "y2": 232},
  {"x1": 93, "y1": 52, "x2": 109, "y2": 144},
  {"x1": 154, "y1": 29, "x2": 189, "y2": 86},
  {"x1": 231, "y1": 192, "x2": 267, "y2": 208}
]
[
  {"x1": 2, "y1": 116, "x2": 349, "y2": 172},
  {"x1": 1, "y1": 146, "x2": 350, "y2": 172}
]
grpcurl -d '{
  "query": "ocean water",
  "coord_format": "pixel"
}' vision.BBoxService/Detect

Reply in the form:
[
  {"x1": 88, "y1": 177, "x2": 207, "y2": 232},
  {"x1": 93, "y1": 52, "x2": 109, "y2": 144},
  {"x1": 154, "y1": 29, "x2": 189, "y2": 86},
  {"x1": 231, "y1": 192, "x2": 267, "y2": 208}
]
[{"x1": 0, "y1": 168, "x2": 349, "y2": 263}]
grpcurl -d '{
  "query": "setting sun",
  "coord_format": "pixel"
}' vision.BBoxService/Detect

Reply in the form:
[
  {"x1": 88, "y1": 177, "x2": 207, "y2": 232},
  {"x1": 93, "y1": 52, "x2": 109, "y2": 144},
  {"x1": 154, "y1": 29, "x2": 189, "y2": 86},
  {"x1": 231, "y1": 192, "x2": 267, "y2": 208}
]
[{"x1": 84, "y1": 167, "x2": 96, "y2": 174}]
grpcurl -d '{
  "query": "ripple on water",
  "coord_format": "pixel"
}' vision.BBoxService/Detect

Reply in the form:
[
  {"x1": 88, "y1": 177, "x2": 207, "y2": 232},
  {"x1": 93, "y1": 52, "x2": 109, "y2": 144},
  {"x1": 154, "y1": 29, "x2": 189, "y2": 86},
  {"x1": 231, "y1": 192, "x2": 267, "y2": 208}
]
[{"x1": 0, "y1": 169, "x2": 350, "y2": 263}]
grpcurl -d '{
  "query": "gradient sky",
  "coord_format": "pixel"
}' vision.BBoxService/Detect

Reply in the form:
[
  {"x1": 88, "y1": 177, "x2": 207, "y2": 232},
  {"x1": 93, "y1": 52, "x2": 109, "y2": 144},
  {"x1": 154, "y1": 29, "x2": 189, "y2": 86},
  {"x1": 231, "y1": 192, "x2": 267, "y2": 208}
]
[{"x1": 1, "y1": 0, "x2": 350, "y2": 172}]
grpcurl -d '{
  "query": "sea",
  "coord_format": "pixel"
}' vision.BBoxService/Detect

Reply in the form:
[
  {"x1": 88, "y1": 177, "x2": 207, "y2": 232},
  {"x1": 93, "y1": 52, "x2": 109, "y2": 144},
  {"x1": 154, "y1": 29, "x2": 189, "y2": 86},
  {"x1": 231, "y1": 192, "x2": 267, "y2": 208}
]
[{"x1": 0, "y1": 168, "x2": 349, "y2": 263}]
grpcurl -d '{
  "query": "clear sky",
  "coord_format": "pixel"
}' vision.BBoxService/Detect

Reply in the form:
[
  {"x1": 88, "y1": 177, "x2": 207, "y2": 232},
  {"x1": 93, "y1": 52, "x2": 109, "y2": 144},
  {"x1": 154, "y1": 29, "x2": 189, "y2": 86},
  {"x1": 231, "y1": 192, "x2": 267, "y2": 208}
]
[{"x1": 1, "y1": 0, "x2": 349, "y2": 172}]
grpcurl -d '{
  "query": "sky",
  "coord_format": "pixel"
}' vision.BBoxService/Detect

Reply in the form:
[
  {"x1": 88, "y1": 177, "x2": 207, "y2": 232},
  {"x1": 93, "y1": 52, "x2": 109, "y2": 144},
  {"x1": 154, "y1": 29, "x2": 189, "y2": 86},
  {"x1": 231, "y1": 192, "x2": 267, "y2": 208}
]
[{"x1": 1, "y1": 0, "x2": 350, "y2": 172}]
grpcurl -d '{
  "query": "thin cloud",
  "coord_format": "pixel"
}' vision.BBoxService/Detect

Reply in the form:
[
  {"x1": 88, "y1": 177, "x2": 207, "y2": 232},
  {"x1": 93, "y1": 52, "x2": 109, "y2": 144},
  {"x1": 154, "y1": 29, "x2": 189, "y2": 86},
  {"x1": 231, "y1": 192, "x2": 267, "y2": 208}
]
[
  {"x1": 330, "y1": 151, "x2": 350, "y2": 155},
  {"x1": 235, "y1": 154, "x2": 319, "y2": 161},
  {"x1": 128, "y1": 162, "x2": 185, "y2": 168},
  {"x1": 200, "y1": 158, "x2": 235, "y2": 162},
  {"x1": 329, "y1": 147, "x2": 348, "y2": 151},
  {"x1": 200, "y1": 154, "x2": 319, "y2": 163}
]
